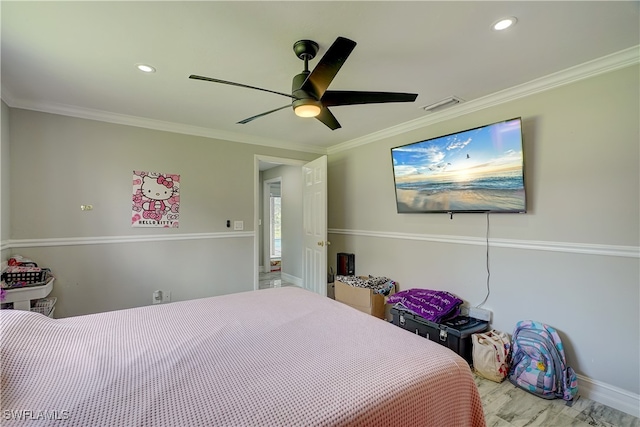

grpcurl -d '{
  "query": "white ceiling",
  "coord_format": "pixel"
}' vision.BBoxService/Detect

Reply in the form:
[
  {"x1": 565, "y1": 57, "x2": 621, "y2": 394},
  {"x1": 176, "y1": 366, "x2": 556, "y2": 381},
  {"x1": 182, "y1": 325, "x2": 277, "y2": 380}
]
[{"x1": 2, "y1": 1, "x2": 638, "y2": 153}]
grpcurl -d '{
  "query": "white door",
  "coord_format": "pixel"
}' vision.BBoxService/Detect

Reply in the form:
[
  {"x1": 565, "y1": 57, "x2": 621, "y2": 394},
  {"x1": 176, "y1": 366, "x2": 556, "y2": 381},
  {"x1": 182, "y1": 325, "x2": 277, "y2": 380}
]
[{"x1": 302, "y1": 155, "x2": 328, "y2": 296}]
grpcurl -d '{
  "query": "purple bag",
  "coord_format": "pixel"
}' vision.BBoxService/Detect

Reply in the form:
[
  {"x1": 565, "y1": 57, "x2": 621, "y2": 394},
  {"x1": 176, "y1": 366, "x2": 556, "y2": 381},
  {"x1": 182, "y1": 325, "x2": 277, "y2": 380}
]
[{"x1": 387, "y1": 288, "x2": 462, "y2": 323}]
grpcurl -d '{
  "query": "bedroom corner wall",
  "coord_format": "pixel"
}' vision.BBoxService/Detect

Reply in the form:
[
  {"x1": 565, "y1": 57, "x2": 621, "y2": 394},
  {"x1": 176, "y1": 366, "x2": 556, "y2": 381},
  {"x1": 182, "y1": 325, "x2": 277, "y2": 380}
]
[
  {"x1": 1, "y1": 101, "x2": 10, "y2": 262},
  {"x1": 327, "y1": 65, "x2": 640, "y2": 412},
  {"x1": 7, "y1": 108, "x2": 316, "y2": 317}
]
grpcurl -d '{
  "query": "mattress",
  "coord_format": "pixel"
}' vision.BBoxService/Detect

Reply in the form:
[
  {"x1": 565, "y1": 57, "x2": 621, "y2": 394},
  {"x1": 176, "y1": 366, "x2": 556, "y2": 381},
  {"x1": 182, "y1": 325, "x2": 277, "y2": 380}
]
[{"x1": 1, "y1": 286, "x2": 486, "y2": 426}]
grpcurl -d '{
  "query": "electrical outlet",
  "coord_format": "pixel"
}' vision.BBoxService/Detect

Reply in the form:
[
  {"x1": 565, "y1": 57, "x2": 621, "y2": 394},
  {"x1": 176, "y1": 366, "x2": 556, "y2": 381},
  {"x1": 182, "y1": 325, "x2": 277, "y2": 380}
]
[
  {"x1": 162, "y1": 291, "x2": 171, "y2": 303},
  {"x1": 152, "y1": 290, "x2": 163, "y2": 304},
  {"x1": 234, "y1": 221, "x2": 243, "y2": 230},
  {"x1": 468, "y1": 307, "x2": 492, "y2": 322}
]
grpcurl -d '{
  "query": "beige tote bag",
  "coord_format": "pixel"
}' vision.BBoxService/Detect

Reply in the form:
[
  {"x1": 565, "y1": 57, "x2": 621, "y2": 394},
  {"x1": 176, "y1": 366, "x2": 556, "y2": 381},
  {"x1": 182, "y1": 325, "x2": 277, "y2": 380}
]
[{"x1": 472, "y1": 330, "x2": 511, "y2": 382}]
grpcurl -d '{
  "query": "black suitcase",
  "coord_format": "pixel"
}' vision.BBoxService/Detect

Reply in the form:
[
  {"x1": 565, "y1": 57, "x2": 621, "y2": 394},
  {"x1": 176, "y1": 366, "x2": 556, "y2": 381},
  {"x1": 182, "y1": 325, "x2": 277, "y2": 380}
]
[{"x1": 390, "y1": 306, "x2": 489, "y2": 365}]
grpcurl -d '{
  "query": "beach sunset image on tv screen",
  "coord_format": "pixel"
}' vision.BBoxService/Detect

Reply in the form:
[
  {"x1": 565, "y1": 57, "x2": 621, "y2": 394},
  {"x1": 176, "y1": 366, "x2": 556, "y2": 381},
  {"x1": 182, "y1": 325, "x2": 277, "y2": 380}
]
[{"x1": 391, "y1": 118, "x2": 526, "y2": 213}]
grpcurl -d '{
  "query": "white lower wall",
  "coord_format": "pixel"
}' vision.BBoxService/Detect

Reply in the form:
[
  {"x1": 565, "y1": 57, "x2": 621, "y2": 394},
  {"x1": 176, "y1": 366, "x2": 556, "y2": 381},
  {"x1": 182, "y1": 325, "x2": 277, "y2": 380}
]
[{"x1": 9, "y1": 234, "x2": 255, "y2": 318}]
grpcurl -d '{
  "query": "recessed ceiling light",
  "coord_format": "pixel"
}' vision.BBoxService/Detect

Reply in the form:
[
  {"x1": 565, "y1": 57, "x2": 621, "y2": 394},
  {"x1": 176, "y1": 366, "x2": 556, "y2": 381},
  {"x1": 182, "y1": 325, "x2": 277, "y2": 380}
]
[
  {"x1": 136, "y1": 64, "x2": 156, "y2": 73},
  {"x1": 492, "y1": 17, "x2": 517, "y2": 31}
]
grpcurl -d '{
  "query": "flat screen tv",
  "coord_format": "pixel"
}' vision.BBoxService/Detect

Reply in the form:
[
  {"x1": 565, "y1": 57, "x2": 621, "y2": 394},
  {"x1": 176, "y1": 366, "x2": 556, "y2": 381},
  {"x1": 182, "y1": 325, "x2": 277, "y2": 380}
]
[{"x1": 391, "y1": 117, "x2": 526, "y2": 214}]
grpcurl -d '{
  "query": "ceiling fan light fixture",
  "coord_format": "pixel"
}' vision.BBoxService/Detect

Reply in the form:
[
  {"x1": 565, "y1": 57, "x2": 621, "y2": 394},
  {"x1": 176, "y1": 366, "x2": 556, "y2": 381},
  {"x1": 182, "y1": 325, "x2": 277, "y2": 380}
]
[
  {"x1": 293, "y1": 100, "x2": 321, "y2": 118},
  {"x1": 294, "y1": 104, "x2": 321, "y2": 118}
]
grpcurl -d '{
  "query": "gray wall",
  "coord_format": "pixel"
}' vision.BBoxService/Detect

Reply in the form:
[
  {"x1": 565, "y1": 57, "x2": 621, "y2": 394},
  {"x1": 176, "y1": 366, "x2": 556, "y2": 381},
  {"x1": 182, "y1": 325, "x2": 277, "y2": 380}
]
[
  {"x1": 0, "y1": 102, "x2": 10, "y2": 262},
  {"x1": 6, "y1": 108, "x2": 316, "y2": 317},
  {"x1": 327, "y1": 65, "x2": 639, "y2": 400}
]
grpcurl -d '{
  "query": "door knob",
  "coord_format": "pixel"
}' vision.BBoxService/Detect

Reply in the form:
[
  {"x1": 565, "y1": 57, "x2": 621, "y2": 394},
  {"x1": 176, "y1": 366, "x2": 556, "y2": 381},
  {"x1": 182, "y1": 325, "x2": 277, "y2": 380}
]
[{"x1": 317, "y1": 241, "x2": 324, "y2": 246}]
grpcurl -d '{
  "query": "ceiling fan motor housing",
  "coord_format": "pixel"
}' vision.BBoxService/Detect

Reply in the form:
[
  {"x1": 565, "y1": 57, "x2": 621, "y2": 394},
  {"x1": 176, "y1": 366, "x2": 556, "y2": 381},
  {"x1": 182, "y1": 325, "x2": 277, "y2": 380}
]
[{"x1": 292, "y1": 71, "x2": 321, "y2": 113}]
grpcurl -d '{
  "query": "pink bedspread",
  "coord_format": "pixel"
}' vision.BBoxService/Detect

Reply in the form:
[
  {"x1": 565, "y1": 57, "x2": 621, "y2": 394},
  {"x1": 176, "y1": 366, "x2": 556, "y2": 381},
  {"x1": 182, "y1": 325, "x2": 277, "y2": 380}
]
[{"x1": 1, "y1": 287, "x2": 485, "y2": 426}]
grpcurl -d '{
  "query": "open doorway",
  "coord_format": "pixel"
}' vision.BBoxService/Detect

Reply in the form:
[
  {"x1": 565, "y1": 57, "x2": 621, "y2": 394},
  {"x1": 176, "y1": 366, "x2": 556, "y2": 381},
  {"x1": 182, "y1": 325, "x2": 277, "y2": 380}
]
[
  {"x1": 264, "y1": 178, "x2": 282, "y2": 272},
  {"x1": 254, "y1": 156, "x2": 306, "y2": 290},
  {"x1": 254, "y1": 155, "x2": 327, "y2": 293}
]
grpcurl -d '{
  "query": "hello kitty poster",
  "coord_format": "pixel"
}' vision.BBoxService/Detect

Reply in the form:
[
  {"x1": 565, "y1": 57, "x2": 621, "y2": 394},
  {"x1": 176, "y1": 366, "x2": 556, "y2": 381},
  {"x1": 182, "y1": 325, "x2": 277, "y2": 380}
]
[{"x1": 132, "y1": 171, "x2": 180, "y2": 228}]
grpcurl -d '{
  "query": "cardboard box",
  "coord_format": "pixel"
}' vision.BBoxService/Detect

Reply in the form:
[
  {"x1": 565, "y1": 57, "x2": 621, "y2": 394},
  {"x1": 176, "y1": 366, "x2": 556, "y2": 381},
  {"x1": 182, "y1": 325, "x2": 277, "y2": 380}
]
[{"x1": 335, "y1": 276, "x2": 395, "y2": 319}]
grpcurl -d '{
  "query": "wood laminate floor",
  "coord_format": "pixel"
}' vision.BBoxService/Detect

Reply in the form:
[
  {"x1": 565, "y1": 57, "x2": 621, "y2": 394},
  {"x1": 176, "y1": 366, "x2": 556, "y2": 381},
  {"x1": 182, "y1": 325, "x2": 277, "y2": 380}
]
[{"x1": 475, "y1": 374, "x2": 639, "y2": 427}]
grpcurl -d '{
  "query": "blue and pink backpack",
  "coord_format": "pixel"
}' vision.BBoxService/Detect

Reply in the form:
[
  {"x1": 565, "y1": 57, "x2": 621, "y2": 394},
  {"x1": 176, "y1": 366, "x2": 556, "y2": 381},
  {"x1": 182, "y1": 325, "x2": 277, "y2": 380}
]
[{"x1": 508, "y1": 320, "x2": 578, "y2": 404}]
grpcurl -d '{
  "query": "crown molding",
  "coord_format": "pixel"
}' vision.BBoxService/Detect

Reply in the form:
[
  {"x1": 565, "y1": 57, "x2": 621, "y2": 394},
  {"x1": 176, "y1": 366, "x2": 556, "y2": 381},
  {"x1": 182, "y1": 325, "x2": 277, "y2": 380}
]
[
  {"x1": 3, "y1": 46, "x2": 637, "y2": 156},
  {"x1": 327, "y1": 45, "x2": 640, "y2": 155},
  {"x1": 0, "y1": 96, "x2": 326, "y2": 155},
  {"x1": 328, "y1": 228, "x2": 640, "y2": 259}
]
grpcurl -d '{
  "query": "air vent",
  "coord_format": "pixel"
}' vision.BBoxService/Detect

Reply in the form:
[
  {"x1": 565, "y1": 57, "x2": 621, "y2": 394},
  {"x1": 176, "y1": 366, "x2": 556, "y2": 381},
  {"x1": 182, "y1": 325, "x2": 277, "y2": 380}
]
[{"x1": 421, "y1": 96, "x2": 464, "y2": 113}]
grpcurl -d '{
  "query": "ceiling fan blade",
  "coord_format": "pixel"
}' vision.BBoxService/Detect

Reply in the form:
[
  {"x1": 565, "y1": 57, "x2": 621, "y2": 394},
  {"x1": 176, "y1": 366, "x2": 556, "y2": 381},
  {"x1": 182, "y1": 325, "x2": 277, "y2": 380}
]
[
  {"x1": 315, "y1": 107, "x2": 341, "y2": 130},
  {"x1": 321, "y1": 91, "x2": 418, "y2": 107},
  {"x1": 189, "y1": 75, "x2": 296, "y2": 99},
  {"x1": 237, "y1": 104, "x2": 292, "y2": 124},
  {"x1": 301, "y1": 37, "x2": 357, "y2": 98}
]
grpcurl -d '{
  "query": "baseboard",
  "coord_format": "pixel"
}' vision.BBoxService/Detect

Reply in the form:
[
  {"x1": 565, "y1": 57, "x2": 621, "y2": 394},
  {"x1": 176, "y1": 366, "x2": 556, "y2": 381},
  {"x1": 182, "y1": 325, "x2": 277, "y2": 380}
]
[
  {"x1": 577, "y1": 374, "x2": 640, "y2": 418},
  {"x1": 281, "y1": 272, "x2": 302, "y2": 287}
]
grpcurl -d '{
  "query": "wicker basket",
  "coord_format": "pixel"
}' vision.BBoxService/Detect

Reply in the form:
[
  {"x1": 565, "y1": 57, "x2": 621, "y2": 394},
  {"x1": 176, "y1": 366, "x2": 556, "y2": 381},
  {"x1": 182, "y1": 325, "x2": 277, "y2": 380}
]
[
  {"x1": 31, "y1": 297, "x2": 57, "y2": 317},
  {"x1": 1, "y1": 268, "x2": 51, "y2": 288}
]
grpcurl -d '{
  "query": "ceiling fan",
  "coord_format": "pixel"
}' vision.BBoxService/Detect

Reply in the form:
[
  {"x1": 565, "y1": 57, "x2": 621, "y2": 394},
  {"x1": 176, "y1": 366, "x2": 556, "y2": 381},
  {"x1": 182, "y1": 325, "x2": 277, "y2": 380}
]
[{"x1": 189, "y1": 36, "x2": 418, "y2": 130}]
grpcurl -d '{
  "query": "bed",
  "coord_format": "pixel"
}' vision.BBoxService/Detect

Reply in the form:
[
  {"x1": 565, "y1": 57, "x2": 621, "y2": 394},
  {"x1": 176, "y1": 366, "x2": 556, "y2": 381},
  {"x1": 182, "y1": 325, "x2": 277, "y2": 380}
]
[{"x1": 1, "y1": 286, "x2": 486, "y2": 426}]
